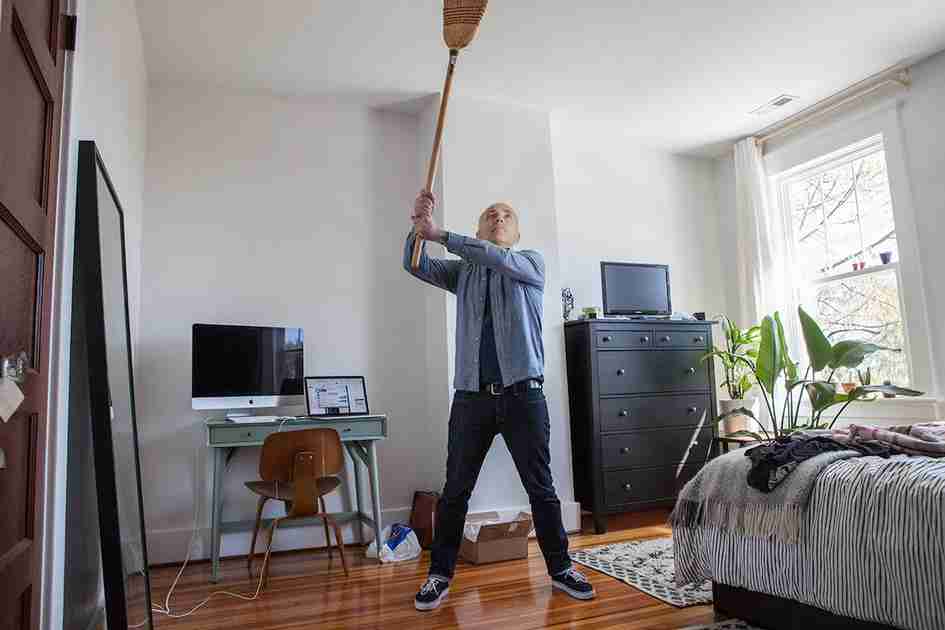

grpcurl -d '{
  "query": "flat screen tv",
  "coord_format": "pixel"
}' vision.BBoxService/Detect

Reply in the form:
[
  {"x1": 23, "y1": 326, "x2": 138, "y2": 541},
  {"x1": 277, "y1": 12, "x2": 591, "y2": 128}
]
[
  {"x1": 601, "y1": 262, "x2": 672, "y2": 316},
  {"x1": 192, "y1": 323, "x2": 304, "y2": 410}
]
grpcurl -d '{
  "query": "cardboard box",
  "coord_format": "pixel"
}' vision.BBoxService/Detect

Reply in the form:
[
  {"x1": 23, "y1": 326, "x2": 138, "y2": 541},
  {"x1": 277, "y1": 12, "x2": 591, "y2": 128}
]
[{"x1": 459, "y1": 511, "x2": 533, "y2": 565}]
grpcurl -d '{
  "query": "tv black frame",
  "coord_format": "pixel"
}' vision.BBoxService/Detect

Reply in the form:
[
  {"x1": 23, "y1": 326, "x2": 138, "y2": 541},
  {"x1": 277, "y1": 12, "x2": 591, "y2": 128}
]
[
  {"x1": 600, "y1": 261, "x2": 672, "y2": 316},
  {"x1": 304, "y1": 376, "x2": 370, "y2": 417}
]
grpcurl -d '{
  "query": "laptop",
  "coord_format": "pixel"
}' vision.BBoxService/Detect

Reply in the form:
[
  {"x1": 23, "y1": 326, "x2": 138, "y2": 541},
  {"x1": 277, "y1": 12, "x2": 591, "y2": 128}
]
[{"x1": 303, "y1": 376, "x2": 369, "y2": 417}]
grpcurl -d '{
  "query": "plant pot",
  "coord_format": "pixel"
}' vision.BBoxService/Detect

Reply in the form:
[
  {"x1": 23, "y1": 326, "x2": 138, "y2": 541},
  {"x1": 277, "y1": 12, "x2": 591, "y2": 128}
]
[
  {"x1": 718, "y1": 398, "x2": 759, "y2": 436},
  {"x1": 841, "y1": 382, "x2": 857, "y2": 394}
]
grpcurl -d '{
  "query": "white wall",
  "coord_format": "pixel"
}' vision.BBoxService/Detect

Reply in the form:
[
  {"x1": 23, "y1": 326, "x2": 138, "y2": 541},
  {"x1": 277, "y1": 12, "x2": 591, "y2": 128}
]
[
  {"x1": 551, "y1": 114, "x2": 730, "y2": 320},
  {"x1": 898, "y1": 50, "x2": 945, "y2": 396},
  {"x1": 433, "y1": 95, "x2": 579, "y2": 526},
  {"x1": 49, "y1": 0, "x2": 149, "y2": 628},
  {"x1": 139, "y1": 86, "x2": 435, "y2": 562},
  {"x1": 714, "y1": 48, "x2": 945, "y2": 402}
]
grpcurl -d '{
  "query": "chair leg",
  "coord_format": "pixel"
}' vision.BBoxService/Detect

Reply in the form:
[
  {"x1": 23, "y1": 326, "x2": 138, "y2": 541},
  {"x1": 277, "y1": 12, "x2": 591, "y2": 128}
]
[
  {"x1": 248, "y1": 496, "x2": 268, "y2": 571},
  {"x1": 319, "y1": 496, "x2": 332, "y2": 559},
  {"x1": 329, "y1": 517, "x2": 348, "y2": 576},
  {"x1": 262, "y1": 518, "x2": 281, "y2": 589}
]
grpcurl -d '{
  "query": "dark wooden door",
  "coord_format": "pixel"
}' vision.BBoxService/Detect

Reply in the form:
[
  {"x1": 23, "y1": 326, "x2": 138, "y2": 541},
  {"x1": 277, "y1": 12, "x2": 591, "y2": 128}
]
[{"x1": 0, "y1": 0, "x2": 68, "y2": 628}]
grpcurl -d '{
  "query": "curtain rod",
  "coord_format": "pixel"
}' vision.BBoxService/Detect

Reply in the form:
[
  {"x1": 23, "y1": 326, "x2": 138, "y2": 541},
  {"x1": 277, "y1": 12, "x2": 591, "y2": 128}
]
[{"x1": 754, "y1": 66, "x2": 911, "y2": 146}]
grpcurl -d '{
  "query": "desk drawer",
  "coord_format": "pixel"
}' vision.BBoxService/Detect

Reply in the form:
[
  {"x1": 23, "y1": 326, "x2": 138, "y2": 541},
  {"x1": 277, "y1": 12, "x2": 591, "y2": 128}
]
[
  {"x1": 208, "y1": 419, "x2": 385, "y2": 446},
  {"x1": 601, "y1": 426, "x2": 712, "y2": 470},
  {"x1": 600, "y1": 394, "x2": 710, "y2": 432},
  {"x1": 603, "y1": 462, "x2": 704, "y2": 508},
  {"x1": 598, "y1": 350, "x2": 708, "y2": 395},
  {"x1": 596, "y1": 331, "x2": 653, "y2": 349}
]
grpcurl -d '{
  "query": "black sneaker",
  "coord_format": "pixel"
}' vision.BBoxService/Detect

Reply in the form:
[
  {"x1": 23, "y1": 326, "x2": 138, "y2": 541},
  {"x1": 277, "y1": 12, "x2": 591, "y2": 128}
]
[
  {"x1": 552, "y1": 567, "x2": 596, "y2": 600},
  {"x1": 414, "y1": 575, "x2": 450, "y2": 611}
]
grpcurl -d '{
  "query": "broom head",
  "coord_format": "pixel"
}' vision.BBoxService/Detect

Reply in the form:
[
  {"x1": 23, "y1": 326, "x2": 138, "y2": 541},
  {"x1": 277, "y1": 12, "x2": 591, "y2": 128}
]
[{"x1": 443, "y1": 0, "x2": 489, "y2": 50}]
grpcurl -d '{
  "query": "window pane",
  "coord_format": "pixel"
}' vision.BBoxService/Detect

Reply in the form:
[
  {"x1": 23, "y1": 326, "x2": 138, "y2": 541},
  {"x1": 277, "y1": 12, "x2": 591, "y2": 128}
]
[
  {"x1": 788, "y1": 147, "x2": 898, "y2": 279},
  {"x1": 812, "y1": 269, "x2": 909, "y2": 386}
]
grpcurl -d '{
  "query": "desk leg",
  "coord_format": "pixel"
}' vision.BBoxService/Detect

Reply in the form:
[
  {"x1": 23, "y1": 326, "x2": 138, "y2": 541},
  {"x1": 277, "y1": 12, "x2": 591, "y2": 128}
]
[
  {"x1": 367, "y1": 441, "x2": 383, "y2": 558},
  {"x1": 348, "y1": 443, "x2": 365, "y2": 544},
  {"x1": 210, "y1": 447, "x2": 226, "y2": 583}
]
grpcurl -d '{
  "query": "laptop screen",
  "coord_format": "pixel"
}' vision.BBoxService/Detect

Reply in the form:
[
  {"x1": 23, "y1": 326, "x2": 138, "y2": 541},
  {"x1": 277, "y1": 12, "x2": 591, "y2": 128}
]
[{"x1": 304, "y1": 376, "x2": 369, "y2": 416}]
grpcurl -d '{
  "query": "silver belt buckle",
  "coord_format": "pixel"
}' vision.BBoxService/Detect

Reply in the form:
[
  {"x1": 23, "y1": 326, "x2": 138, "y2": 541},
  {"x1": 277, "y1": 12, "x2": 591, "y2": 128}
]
[{"x1": 488, "y1": 383, "x2": 502, "y2": 396}]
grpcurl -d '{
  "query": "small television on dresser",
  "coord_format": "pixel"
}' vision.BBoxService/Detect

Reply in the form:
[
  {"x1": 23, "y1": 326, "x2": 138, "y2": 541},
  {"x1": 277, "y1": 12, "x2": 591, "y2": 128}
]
[
  {"x1": 191, "y1": 323, "x2": 304, "y2": 411},
  {"x1": 600, "y1": 262, "x2": 672, "y2": 316}
]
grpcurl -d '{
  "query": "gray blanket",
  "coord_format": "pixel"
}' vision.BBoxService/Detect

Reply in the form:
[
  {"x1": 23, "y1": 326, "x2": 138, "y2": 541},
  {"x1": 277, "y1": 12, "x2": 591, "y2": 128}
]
[{"x1": 670, "y1": 448, "x2": 860, "y2": 543}]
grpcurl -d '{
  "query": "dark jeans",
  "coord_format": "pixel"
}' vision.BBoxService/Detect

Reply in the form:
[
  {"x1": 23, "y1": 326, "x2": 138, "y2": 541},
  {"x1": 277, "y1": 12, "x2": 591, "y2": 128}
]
[{"x1": 429, "y1": 387, "x2": 571, "y2": 579}]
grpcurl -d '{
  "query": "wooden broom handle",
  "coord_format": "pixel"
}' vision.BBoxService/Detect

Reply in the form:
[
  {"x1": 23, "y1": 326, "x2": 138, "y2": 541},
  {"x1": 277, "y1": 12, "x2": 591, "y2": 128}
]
[{"x1": 411, "y1": 50, "x2": 459, "y2": 270}]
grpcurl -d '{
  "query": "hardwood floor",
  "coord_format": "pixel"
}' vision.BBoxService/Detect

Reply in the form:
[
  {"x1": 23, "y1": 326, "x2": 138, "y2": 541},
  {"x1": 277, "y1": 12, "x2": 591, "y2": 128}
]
[{"x1": 149, "y1": 510, "x2": 721, "y2": 629}]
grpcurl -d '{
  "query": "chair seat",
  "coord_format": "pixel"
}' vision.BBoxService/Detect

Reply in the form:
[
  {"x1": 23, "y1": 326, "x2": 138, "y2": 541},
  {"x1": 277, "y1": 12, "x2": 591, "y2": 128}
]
[{"x1": 245, "y1": 476, "x2": 341, "y2": 501}]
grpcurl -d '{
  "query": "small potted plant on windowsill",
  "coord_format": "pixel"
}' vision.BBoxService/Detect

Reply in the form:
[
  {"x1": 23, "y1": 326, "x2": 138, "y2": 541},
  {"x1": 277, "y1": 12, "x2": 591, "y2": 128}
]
[{"x1": 703, "y1": 316, "x2": 761, "y2": 435}]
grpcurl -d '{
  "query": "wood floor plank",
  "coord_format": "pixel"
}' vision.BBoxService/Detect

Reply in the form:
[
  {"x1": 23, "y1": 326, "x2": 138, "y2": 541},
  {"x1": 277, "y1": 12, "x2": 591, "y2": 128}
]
[{"x1": 149, "y1": 511, "x2": 720, "y2": 629}]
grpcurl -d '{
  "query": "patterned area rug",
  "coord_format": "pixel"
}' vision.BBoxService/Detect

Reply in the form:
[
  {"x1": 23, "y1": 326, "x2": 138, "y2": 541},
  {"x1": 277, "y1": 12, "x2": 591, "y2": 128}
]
[
  {"x1": 570, "y1": 537, "x2": 712, "y2": 607},
  {"x1": 679, "y1": 620, "x2": 764, "y2": 630}
]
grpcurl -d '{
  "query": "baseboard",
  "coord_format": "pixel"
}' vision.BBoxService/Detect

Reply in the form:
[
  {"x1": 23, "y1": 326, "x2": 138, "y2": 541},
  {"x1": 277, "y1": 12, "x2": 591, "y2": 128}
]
[{"x1": 146, "y1": 500, "x2": 581, "y2": 566}]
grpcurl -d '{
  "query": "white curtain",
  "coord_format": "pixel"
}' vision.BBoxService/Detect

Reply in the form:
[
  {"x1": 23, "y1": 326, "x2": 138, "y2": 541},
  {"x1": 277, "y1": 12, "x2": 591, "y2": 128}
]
[{"x1": 733, "y1": 137, "x2": 793, "y2": 328}]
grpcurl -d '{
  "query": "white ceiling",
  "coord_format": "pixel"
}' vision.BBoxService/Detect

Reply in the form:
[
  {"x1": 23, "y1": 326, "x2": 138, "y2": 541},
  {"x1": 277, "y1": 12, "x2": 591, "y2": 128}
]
[{"x1": 137, "y1": 1, "x2": 945, "y2": 156}]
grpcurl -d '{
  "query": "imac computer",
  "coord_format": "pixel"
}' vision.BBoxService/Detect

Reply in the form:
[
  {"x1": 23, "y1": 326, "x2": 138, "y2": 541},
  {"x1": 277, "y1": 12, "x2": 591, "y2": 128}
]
[{"x1": 192, "y1": 323, "x2": 304, "y2": 416}]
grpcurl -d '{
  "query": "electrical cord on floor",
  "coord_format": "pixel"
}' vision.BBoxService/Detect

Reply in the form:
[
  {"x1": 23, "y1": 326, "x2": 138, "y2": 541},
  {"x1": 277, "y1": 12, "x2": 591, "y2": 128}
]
[{"x1": 134, "y1": 445, "x2": 280, "y2": 623}]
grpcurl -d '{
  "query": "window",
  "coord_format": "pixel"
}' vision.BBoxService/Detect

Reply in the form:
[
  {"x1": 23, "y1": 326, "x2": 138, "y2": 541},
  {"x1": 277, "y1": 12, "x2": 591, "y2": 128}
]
[{"x1": 778, "y1": 136, "x2": 910, "y2": 386}]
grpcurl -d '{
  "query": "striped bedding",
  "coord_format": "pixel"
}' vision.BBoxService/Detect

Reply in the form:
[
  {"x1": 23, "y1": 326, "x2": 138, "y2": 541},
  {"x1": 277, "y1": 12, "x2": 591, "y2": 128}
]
[{"x1": 674, "y1": 456, "x2": 945, "y2": 630}]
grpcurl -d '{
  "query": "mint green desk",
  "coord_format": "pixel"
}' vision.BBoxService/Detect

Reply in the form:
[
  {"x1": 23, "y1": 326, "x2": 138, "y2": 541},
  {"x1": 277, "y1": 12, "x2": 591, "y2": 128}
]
[{"x1": 205, "y1": 414, "x2": 388, "y2": 582}]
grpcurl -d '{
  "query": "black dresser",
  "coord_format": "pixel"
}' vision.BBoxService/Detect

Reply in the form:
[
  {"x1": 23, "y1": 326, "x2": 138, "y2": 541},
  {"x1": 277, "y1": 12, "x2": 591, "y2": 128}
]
[{"x1": 564, "y1": 319, "x2": 717, "y2": 533}]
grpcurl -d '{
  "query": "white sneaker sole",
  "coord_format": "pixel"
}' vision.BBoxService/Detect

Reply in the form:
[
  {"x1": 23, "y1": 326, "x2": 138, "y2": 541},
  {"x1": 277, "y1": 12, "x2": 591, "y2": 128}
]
[
  {"x1": 414, "y1": 587, "x2": 449, "y2": 611},
  {"x1": 552, "y1": 580, "x2": 596, "y2": 600}
]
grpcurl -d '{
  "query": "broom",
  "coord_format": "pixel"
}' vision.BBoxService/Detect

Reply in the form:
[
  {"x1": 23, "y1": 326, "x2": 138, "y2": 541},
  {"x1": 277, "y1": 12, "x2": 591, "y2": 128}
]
[{"x1": 410, "y1": 0, "x2": 490, "y2": 270}]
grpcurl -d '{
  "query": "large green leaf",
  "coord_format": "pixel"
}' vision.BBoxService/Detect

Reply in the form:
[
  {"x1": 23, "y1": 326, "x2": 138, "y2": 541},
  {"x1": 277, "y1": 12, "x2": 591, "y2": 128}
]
[
  {"x1": 829, "y1": 341, "x2": 883, "y2": 369},
  {"x1": 798, "y1": 306, "x2": 832, "y2": 372},
  {"x1": 850, "y1": 384, "x2": 925, "y2": 398},
  {"x1": 774, "y1": 312, "x2": 798, "y2": 382},
  {"x1": 806, "y1": 381, "x2": 839, "y2": 412},
  {"x1": 756, "y1": 315, "x2": 782, "y2": 393}
]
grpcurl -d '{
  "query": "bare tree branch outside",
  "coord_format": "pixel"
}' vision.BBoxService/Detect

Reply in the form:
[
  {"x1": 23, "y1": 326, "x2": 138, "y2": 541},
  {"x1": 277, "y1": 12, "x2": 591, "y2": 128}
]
[{"x1": 786, "y1": 146, "x2": 909, "y2": 385}]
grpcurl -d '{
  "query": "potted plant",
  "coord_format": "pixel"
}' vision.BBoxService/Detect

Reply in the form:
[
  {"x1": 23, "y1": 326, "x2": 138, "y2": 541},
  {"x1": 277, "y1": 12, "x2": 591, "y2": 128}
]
[
  {"x1": 703, "y1": 316, "x2": 760, "y2": 435},
  {"x1": 717, "y1": 307, "x2": 923, "y2": 441}
]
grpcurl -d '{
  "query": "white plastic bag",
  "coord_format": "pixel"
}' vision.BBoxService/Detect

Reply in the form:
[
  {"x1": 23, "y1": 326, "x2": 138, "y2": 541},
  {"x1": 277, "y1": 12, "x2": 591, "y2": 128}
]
[{"x1": 365, "y1": 523, "x2": 421, "y2": 563}]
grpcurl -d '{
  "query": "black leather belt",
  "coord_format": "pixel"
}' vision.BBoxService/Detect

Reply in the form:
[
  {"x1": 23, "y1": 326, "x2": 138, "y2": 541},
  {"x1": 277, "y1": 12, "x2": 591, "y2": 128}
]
[{"x1": 480, "y1": 379, "x2": 543, "y2": 396}]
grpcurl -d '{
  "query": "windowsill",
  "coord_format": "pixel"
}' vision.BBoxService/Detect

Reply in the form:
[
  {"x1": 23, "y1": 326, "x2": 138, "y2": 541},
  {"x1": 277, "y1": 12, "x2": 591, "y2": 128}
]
[{"x1": 795, "y1": 395, "x2": 944, "y2": 424}]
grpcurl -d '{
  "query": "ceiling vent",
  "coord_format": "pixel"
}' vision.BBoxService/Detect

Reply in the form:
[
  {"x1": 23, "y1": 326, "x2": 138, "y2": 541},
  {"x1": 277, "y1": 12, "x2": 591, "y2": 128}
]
[{"x1": 750, "y1": 94, "x2": 799, "y2": 116}]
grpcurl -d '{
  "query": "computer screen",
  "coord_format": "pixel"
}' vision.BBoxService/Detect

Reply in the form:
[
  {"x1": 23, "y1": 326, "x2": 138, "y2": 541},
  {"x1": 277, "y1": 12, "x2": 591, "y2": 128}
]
[
  {"x1": 305, "y1": 376, "x2": 369, "y2": 416},
  {"x1": 192, "y1": 324, "x2": 303, "y2": 409},
  {"x1": 601, "y1": 262, "x2": 672, "y2": 316}
]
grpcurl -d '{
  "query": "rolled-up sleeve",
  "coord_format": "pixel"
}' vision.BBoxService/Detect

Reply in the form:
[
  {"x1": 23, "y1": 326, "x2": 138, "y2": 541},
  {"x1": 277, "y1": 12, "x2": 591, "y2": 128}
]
[{"x1": 402, "y1": 230, "x2": 460, "y2": 293}]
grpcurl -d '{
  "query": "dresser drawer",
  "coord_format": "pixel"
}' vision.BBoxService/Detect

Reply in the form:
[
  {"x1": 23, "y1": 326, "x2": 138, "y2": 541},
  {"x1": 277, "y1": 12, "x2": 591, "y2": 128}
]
[
  {"x1": 604, "y1": 462, "x2": 704, "y2": 508},
  {"x1": 599, "y1": 394, "x2": 710, "y2": 432},
  {"x1": 598, "y1": 350, "x2": 709, "y2": 395},
  {"x1": 595, "y1": 330, "x2": 653, "y2": 349},
  {"x1": 653, "y1": 327, "x2": 710, "y2": 349},
  {"x1": 601, "y1": 426, "x2": 712, "y2": 470}
]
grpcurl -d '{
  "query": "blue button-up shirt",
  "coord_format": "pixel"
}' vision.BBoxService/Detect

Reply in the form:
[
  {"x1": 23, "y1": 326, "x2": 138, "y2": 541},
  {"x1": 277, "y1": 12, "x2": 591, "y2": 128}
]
[{"x1": 403, "y1": 230, "x2": 545, "y2": 392}]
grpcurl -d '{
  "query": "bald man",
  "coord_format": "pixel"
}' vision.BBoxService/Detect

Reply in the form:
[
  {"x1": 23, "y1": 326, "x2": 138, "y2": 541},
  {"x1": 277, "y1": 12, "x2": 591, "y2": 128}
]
[{"x1": 404, "y1": 191, "x2": 595, "y2": 611}]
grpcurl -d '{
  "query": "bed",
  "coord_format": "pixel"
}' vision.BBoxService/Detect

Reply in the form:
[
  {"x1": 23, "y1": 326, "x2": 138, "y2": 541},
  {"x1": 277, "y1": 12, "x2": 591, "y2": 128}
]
[{"x1": 673, "y1": 454, "x2": 945, "y2": 630}]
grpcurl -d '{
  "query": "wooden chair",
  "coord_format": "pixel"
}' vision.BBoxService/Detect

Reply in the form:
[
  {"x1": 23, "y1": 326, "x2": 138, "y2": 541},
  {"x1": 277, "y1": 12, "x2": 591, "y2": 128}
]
[{"x1": 245, "y1": 428, "x2": 348, "y2": 584}]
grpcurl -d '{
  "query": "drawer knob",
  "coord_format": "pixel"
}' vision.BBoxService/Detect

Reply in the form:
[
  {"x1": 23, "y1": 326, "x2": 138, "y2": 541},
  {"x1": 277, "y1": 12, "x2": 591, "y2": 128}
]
[
  {"x1": 623, "y1": 483, "x2": 632, "y2": 492},
  {"x1": 661, "y1": 336, "x2": 671, "y2": 343},
  {"x1": 602, "y1": 335, "x2": 613, "y2": 342},
  {"x1": 617, "y1": 368, "x2": 626, "y2": 376},
  {"x1": 687, "y1": 406, "x2": 698, "y2": 414},
  {"x1": 618, "y1": 409, "x2": 629, "y2": 417},
  {"x1": 694, "y1": 336, "x2": 705, "y2": 343},
  {"x1": 686, "y1": 367, "x2": 696, "y2": 375},
  {"x1": 619, "y1": 447, "x2": 631, "y2": 455},
  {"x1": 640, "y1": 336, "x2": 649, "y2": 343}
]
